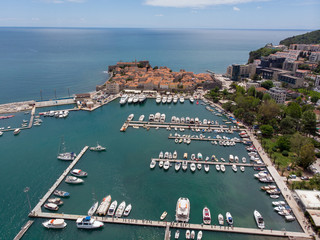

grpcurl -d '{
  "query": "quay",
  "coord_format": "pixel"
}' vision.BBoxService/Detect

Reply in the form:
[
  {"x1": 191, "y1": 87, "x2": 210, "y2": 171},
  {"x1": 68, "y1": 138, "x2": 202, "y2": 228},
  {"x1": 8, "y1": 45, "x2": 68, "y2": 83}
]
[
  {"x1": 13, "y1": 220, "x2": 34, "y2": 240},
  {"x1": 151, "y1": 158, "x2": 265, "y2": 167},
  {"x1": 29, "y1": 146, "x2": 89, "y2": 215},
  {"x1": 35, "y1": 98, "x2": 75, "y2": 108},
  {"x1": 31, "y1": 212, "x2": 311, "y2": 239},
  {"x1": 168, "y1": 136, "x2": 243, "y2": 143}
]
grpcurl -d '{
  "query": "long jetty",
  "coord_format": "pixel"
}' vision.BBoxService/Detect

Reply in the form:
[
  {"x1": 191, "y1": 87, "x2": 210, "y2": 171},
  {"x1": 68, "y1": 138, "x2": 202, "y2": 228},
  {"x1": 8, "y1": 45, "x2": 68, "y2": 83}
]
[
  {"x1": 29, "y1": 146, "x2": 89, "y2": 216},
  {"x1": 31, "y1": 212, "x2": 310, "y2": 239},
  {"x1": 168, "y1": 135, "x2": 243, "y2": 143},
  {"x1": 13, "y1": 220, "x2": 34, "y2": 240}
]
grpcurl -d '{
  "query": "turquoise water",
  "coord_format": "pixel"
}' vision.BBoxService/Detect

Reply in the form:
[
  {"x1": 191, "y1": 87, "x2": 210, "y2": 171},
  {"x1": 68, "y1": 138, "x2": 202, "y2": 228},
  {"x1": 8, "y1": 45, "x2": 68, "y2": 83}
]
[
  {"x1": 0, "y1": 100, "x2": 301, "y2": 239},
  {"x1": 0, "y1": 28, "x2": 308, "y2": 103}
]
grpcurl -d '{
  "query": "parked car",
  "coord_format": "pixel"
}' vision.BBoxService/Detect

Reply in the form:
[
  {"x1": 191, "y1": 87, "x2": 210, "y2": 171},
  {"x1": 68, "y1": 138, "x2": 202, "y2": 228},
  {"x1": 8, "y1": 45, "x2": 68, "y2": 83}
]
[
  {"x1": 301, "y1": 176, "x2": 309, "y2": 180},
  {"x1": 289, "y1": 174, "x2": 297, "y2": 179}
]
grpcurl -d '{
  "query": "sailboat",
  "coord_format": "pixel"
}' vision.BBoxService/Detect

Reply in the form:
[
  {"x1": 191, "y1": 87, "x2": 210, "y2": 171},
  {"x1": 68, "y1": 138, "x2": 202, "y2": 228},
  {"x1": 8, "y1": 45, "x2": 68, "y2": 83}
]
[{"x1": 57, "y1": 137, "x2": 76, "y2": 161}]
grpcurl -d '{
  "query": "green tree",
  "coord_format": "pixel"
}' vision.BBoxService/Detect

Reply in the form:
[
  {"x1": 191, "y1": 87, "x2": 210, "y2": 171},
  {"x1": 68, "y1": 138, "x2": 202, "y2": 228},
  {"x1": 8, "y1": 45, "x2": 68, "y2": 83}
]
[
  {"x1": 242, "y1": 111, "x2": 256, "y2": 125},
  {"x1": 302, "y1": 104, "x2": 314, "y2": 112},
  {"x1": 256, "y1": 91, "x2": 264, "y2": 100},
  {"x1": 222, "y1": 101, "x2": 234, "y2": 112},
  {"x1": 295, "y1": 96, "x2": 302, "y2": 104},
  {"x1": 234, "y1": 108, "x2": 245, "y2": 119},
  {"x1": 311, "y1": 96, "x2": 319, "y2": 103},
  {"x1": 286, "y1": 102, "x2": 302, "y2": 119},
  {"x1": 279, "y1": 117, "x2": 297, "y2": 134},
  {"x1": 260, "y1": 125, "x2": 273, "y2": 138},
  {"x1": 247, "y1": 86, "x2": 256, "y2": 97},
  {"x1": 290, "y1": 132, "x2": 311, "y2": 158},
  {"x1": 262, "y1": 93, "x2": 271, "y2": 101},
  {"x1": 258, "y1": 100, "x2": 281, "y2": 124},
  {"x1": 236, "y1": 85, "x2": 245, "y2": 95},
  {"x1": 276, "y1": 136, "x2": 291, "y2": 151},
  {"x1": 261, "y1": 80, "x2": 274, "y2": 90},
  {"x1": 252, "y1": 73, "x2": 261, "y2": 80},
  {"x1": 298, "y1": 143, "x2": 316, "y2": 168},
  {"x1": 301, "y1": 110, "x2": 317, "y2": 135}
]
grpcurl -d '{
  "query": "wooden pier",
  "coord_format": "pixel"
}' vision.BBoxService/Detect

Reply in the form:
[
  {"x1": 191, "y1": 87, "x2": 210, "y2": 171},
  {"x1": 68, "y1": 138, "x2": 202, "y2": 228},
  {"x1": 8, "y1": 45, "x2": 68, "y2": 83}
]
[
  {"x1": 31, "y1": 212, "x2": 311, "y2": 239},
  {"x1": 29, "y1": 146, "x2": 89, "y2": 216},
  {"x1": 151, "y1": 158, "x2": 265, "y2": 167},
  {"x1": 13, "y1": 220, "x2": 34, "y2": 240}
]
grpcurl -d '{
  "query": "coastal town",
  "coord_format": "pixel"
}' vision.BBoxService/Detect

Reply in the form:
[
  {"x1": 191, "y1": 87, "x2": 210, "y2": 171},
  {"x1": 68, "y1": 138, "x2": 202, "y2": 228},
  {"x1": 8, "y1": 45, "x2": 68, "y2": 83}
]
[{"x1": 3, "y1": 31, "x2": 320, "y2": 240}]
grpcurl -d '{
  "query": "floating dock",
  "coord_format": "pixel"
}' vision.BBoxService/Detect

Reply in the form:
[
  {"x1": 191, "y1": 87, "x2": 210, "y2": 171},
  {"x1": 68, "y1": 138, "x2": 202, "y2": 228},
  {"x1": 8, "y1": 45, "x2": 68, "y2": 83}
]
[
  {"x1": 13, "y1": 220, "x2": 34, "y2": 240},
  {"x1": 29, "y1": 146, "x2": 89, "y2": 216},
  {"x1": 168, "y1": 136, "x2": 242, "y2": 143}
]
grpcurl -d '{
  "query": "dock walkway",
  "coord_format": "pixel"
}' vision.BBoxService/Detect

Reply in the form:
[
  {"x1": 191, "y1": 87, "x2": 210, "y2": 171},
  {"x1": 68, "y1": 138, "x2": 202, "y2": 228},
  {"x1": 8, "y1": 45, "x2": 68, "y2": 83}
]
[
  {"x1": 33, "y1": 212, "x2": 311, "y2": 239},
  {"x1": 13, "y1": 220, "x2": 34, "y2": 240},
  {"x1": 30, "y1": 146, "x2": 89, "y2": 216}
]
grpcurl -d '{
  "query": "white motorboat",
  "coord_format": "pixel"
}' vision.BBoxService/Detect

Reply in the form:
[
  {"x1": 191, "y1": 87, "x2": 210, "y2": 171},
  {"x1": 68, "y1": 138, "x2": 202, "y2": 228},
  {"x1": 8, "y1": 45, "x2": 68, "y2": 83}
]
[
  {"x1": 218, "y1": 214, "x2": 224, "y2": 225},
  {"x1": 197, "y1": 153, "x2": 202, "y2": 160},
  {"x1": 127, "y1": 96, "x2": 133, "y2": 104},
  {"x1": 123, "y1": 204, "x2": 132, "y2": 216},
  {"x1": 175, "y1": 197, "x2": 190, "y2": 222},
  {"x1": 57, "y1": 137, "x2": 76, "y2": 161},
  {"x1": 180, "y1": 97, "x2": 184, "y2": 103},
  {"x1": 197, "y1": 231, "x2": 203, "y2": 240},
  {"x1": 0, "y1": 131, "x2": 3, "y2": 136},
  {"x1": 226, "y1": 212, "x2": 233, "y2": 225},
  {"x1": 254, "y1": 210, "x2": 265, "y2": 229},
  {"x1": 115, "y1": 201, "x2": 126, "y2": 217},
  {"x1": 240, "y1": 166, "x2": 245, "y2": 172},
  {"x1": 162, "y1": 96, "x2": 167, "y2": 104},
  {"x1": 159, "y1": 151, "x2": 164, "y2": 159},
  {"x1": 216, "y1": 165, "x2": 220, "y2": 171},
  {"x1": 119, "y1": 94, "x2": 128, "y2": 105},
  {"x1": 139, "y1": 115, "x2": 145, "y2": 121},
  {"x1": 127, "y1": 114, "x2": 134, "y2": 121},
  {"x1": 167, "y1": 96, "x2": 173, "y2": 103},
  {"x1": 221, "y1": 164, "x2": 226, "y2": 172},
  {"x1": 186, "y1": 230, "x2": 191, "y2": 239},
  {"x1": 133, "y1": 95, "x2": 139, "y2": 104},
  {"x1": 138, "y1": 94, "x2": 146, "y2": 103},
  {"x1": 190, "y1": 230, "x2": 195, "y2": 239},
  {"x1": 88, "y1": 201, "x2": 99, "y2": 216},
  {"x1": 285, "y1": 215, "x2": 296, "y2": 221},
  {"x1": 232, "y1": 164, "x2": 237, "y2": 172},
  {"x1": 229, "y1": 155, "x2": 234, "y2": 162},
  {"x1": 173, "y1": 150, "x2": 177, "y2": 159},
  {"x1": 71, "y1": 169, "x2": 87, "y2": 177},
  {"x1": 159, "y1": 161, "x2": 164, "y2": 168},
  {"x1": 242, "y1": 157, "x2": 246, "y2": 163},
  {"x1": 96, "y1": 195, "x2": 112, "y2": 216},
  {"x1": 164, "y1": 151, "x2": 169, "y2": 159},
  {"x1": 272, "y1": 201, "x2": 286, "y2": 206},
  {"x1": 149, "y1": 114, "x2": 155, "y2": 121},
  {"x1": 270, "y1": 195, "x2": 280, "y2": 199},
  {"x1": 175, "y1": 162, "x2": 181, "y2": 171},
  {"x1": 183, "y1": 152, "x2": 188, "y2": 159},
  {"x1": 197, "y1": 163, "x2": 202, "y2": 170},
  {"x1": 76, "y1": 216, "x2": 104, "y2": 229},
  {"x1": 163, "y1": 161, "x2": 170, "y2": 170},
  {"x1": 90, "y1": 143, "x2": 106, "y2": 151},
  {"x1": 173, "y1": 96, "x2": 178, "y2": 104},
  {"x1": 204, "y1": 164, "x2": 209, "y2": 172},
  {"x1": 108, "y1": 200, "x2": 118, "y2": 216},
  {"x1": 160, "y1": 113, "x2": 166, "y2": 122},
  {"x1": 65, "y1": 176, "x2": 84, "y2": 184},
  {"x1": 175, "y1": 230, "x2": 180, "y2": 239},
  {"x1": 160, "y1": 211, "x2": 167, "y2": 220},
  {"x1": 150, "y1": 160, "x2": 156, "y2": 169},
  {"x1": 53, "y1": 190, "x2": 70, "y2": 198},
  {"x1": 203, "y1": 206, "x2": 211, "y2": 224},
  {"x1": 191, "y1": 154, "x2": 195, "y2": 160},
  {"x1": 190, "y1": 163, "x2": 196, "y2": 172},
  {"x1": 235, "y1": 156, "x2": 239, "y2": 163},
  {"x1": 182, "y1": 161, "x2": 188, "y2": 171},
  {"x1": 44, "y1": 203, "x2": 59, "y2": 211},
  {"x1": 42, "y1": 219, "x2": 67, "y2": 229},
  {"x1": 48, "y1": 198, "x2": 63, "y2": 205},
  {"x1": 156, "y1": 95, "x2": 162, "y2": 104},
  {"x1": 171, "y1": 116, "x2": 176, "y2": 123},
  {"x1": 189, "y1": 97, "x2": 194, "y2": 103}
]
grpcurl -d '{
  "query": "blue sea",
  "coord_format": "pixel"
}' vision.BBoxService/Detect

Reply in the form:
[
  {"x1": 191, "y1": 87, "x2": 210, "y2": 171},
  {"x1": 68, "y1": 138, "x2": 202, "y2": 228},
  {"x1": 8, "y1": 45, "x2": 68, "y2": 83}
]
[{"x1": 0, "y1": 28, "x2": 308, "y2": 104}]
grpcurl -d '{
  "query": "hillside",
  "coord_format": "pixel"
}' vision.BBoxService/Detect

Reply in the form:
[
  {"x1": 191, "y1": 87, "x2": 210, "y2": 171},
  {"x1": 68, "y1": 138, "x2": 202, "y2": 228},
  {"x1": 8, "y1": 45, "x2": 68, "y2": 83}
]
[
  {"x1": 280, "y1": 30, "x2": 320, "y2": 46},
  {"x1": 248, "y1": 47, "x2": 281, "y2": 63}
]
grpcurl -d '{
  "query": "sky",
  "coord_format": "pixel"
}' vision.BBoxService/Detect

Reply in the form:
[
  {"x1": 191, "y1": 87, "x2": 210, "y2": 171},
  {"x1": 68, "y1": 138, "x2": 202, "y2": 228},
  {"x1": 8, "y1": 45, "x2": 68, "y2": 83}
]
[{"x1": 0, "y1": 0, "x2": 319, "y2": 29}]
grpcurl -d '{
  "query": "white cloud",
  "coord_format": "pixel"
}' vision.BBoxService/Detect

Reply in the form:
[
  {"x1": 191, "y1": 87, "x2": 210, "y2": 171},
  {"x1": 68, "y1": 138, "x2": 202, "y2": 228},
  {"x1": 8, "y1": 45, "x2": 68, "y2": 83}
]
[
  {"x1": 44, "y1": 0, "x2": 85, "y2": 3},
  {"x1": 31, "y1": 17, "x2": 40, "y2": 21},
  {"x1": 155, "y1": 14, "x2": 164, "y2": 17},
  {"x1": 144, "y1": 0, "x2": 265, "y2": 8},
  {"x1": 257, "y1": 6, "x2": 262, "y2": 9},
  {"x1": 233, "y1": 6, "x2": 240, "y2": 11}
]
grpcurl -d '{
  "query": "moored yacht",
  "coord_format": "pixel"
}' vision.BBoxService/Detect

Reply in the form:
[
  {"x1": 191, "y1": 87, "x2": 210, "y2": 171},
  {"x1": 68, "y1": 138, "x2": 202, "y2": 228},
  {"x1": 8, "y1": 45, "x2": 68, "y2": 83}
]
[
  {"x1": 65, "y1": 176, "x2": 84, "y2": 184},
  {"x1": 229, "y1": 155, "x2": 234, "y2": 162},
  {"x1": 123, "y1": 204, "x2": 132, "y2": 216},
  {"x1": 44, "y1": 203, "x2": 59, "y2": 211},
  {"x1": 204, "y1": 164, "x2": 209, "y2": 172},
  {"x1": 254, "y1": 210, "x2": 265, "y2": 229},
  {"x1": 190, "y1": 163, "x2": 196, "y2": 172},
  {"x1": 167, "y1": 95, "x2": 173, "y2": 103},
  {"x1": 13, "y1": 128, "x2": 21, "y2": 135},
  {"x1": 173, "y1": 96, "x2": 178, "y2": 104},
  {"x1": 115, "y1": 201, "x2": 126, "y2": 217},
  {"x1": 127, "y1": 95, "x2": 133, "y2": 104},
  {"x1": 218, "y1": 214, "x2": 224, "y2": 225},
  {"x1": 173, "y1": 150, "x2": 177, "y2": 159},
  {"x1": 108, "y1": 200, "x2": 118, "y2": 216},
  {"x1": 149, "y1": 114, "x2": 155, "y2": 121},
  {"x1": 175, "y1": 197, "x2": 190, "y2": 222},
  {"x1": 226, "y1": 212, "x2": 233, "y2": 225},
  {"x1": 42, "y1": 219, "x2": 67, "y2": 229},
  {"x1": 182, "y1": 161, "x2": 188, "y2": 171},
  {"x1": 119, "y1": 94, "x2": 128, "y2": 105},
  {"x1": 138, "y1": 94, "x2": 146, "y2": 103},
  {"x1": 203, "y1": 206, "x2": 211, "y2": 224},
  {"x1": 163, "y1": 160, "x2": 170, "y2": 170},
  {"x1": 127, "y1": 114, "x2": 134, "y2": 121},
  {"x1": 197, "y1": 231, "x2": 203, "y2": 240},
  {"x1": 220, "y1": 164, "x2": 226, "y2": 172},
  {"x1": 175, "y1": 162, "x2": 181, "y2": 171},
  {"x1": 90, "y1": 143, "x2": 106, "y2": 151},
  {"x1": 179, "y1": 96, "x2": 184, "y2": 103},
  {"x1": 197, "y1": 153, "x2": 202, "y2": 160},
  {"x1": 189, "y1": 97, "x2": 194, "y2": 103},
  {"x1": 54, "y1": 190, "x2": 70, "y2": 198},
  {"x1": 71, "y1": 169, "x2": 88, "y2": 177},
  {"x1": 48, "y1": 198, "x2": 63, "y2": 205},
  {"x1": 162, "y1": 96, "x2": 167, "y2": 104},
  {"x1": 133, "y1": 95, "x2": 139, "y2": 104},
  {"x1": 76, "y1": 216, "x2": 104, "y2": 229},
  {"x1": 88, "y1": 202, "x2": 99, "y2": 216},
  {"x1": 232, "y1": 164, "x2": 237, "y2": 172},
  {"x1": 156, "y1": 95, "x2": 162, "y2": 104},
  {"x1": 139, "y1": 115, "x2": 145, "y2": 121},
  {"x1": 150, "y1": 160, "x2": 156, "y2": 169},
  {"x1": 96, "y1": 195, "x2": 112, "y2": 216}
]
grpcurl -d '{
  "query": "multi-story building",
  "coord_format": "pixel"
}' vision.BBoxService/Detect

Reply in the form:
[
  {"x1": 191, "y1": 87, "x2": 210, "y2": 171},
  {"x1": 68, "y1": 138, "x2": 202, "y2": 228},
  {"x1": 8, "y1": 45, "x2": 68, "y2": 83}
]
[
  {"x1": 267, "y1": 87, "x2": 287, "y2": 104},
  {"x1": 105, "y1": 82, "x2": 120, "y2": 94},
  {"x1": 309, "y1": 52, "x2": 320, "y2": 63}
]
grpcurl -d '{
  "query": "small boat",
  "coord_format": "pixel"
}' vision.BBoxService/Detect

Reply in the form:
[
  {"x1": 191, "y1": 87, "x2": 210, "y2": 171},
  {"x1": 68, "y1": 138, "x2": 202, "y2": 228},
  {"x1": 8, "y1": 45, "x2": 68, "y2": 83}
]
[
  {"x1": 182, "y1": 161, "x2": 188, "y2": 171},
  {"x1": 88, "y1": 202, "x2": 99, "y2": 216},
  {"x1": 123, "y1": 204, "x2": 132, "y2": 216},
  {"x1": 254, "y1": 210, "x2": 265, "y2": 229},
  {"x1": 150, "y1": 160, "x2": 156, "y2": 169},
  {"x1": 186, "y1": 230, "x2": 191, "y2": 239},
  {"x1": 197, "y1": 231, "x2": 203, "y2": 240},
  {"x1": 108, "y1": 200, "x2": 118, "y2": 216},
  {"x1": 242, "y1": 157, "x2": 246, "y2": 163},
  {"x1": 76, "y1": 216, "x2": 104, "y2": 229},
  {"x1": 270, "y1": 195, "x2": 280, "y2": 199},
  {"x1": 180, "y1": 97, "x2": 185, "y2": 103},
  {"x1": 218, "y1": 214, "x2": 224, "y2": 225},
  {"x1": 197, "y1": 153, "x2": 202, "y2": 160},
  {"x1": 190, "y1": 163, "x2": 196, "y2": 172},
  {"x1": 216, "y1": 165, "x2": 220, "y2": 171},
  {"x1": 204, "y1": 164, "x2": 209, "y2": 172},
  {"x1": 226, "y1": 212, "x2": 233, "y2": 225},
  {"x1": 96, "y1": 195, "x2": 112, "y2": 216},
  {"x1": 183, "y1": 153, "x2": 188, "y2": 159},
  {"x1": 175, "y1": 162, "x2": 181, "y2": 171},
  {"x1": 203, "y1": 206, "x2": 211, "y2": 224},
  {"x1": 127, "y1": 113, "x2": 134, "y2": 121},
  {"x1": 71, "y1": 169, "x2": 88, "y2": 177},
  {"x1": 48, "y1": 198, "x2": 63, "y2": 205},
  {"x1": 53, "y1": 190, "x2": 70, "y2": 198},
  {"x1": 232, "y1": 164, "x2": 237, "y2": 172},
  {"x1": 240, "y1": 166, "x2": 245, "y2": 172},
  {"x1": 191, "y1": 154, "x2": 195, "y2": 160},
  {"x1": 197, "y1": 163, "x2": 202, "y2": 170},
  {"x1": 42, "y1": 219, "x2": 67, "y2": 229},
  {"x1": 272, "y1": 201, "x2": 286, "y2": 206},
  {"x1": 173, "y1": 151, "x2": 177, "y2": 159},
  {"x1": 90, "y1": 143, "x2": 106, "y2": 151},
  {"x1": 175, "y1": 230, "x2": 180, "y2": 239},
  {"x1": 160, "y1": 211, "x2": 168, "y2": 220},
  {"x1": 229, "y1": 154, "x2": 234, "y2": 162},
  {"x1": 159, "y1": 151, "x2": 164, "y2": 159},
  {"x1": 65, "y1": 176, "x2": 84, "y2": 184},
  {"x1": 190, "y1": 230, "x2": 195, "y2": 239},
  {"x1": 163, "y1": 161, "x2": 170, "y2": 170},
  {"x1": 159, "y1": 161, "x2": 164, "y2": 168},
  {"x1": 115, "y1": 201, "x2": 126, "y2": 217},
  {"x1": 285, "y1": 215, "x2": 296, "y2": 221},
  {"x1": 139, "y1": 115, "x2": 145, "y2": 121},
  {"x1": 13, "y1": 128, "x2": 21, "y2": 135},
  {"x1": 220, "y1": 165, "x2": 226, "y2": 172},
  {"x1": 44, "y1": 203, "x2": 59, "y2": 211}
]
